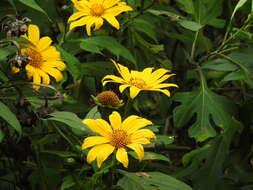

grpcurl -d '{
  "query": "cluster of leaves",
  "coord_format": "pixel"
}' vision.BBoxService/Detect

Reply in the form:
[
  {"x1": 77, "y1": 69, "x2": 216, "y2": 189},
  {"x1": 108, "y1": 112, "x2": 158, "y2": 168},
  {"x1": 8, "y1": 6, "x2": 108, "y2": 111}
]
[{"x1": 0, "y1": 0, "x2": 253, "y2": 189}]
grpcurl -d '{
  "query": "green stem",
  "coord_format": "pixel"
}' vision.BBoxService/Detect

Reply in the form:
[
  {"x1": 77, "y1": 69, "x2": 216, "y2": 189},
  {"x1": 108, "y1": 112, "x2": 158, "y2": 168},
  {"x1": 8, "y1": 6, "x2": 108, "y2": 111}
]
[{"x1": 190, "y1": 30, "x2": 199, "y2": 61}]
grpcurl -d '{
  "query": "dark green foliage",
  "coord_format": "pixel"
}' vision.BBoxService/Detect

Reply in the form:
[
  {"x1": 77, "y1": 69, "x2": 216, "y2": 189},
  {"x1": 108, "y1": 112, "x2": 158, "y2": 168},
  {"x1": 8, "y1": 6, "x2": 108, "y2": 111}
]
[{"x1": 0, "y1": 0, "x2": 253, "y2": 189}]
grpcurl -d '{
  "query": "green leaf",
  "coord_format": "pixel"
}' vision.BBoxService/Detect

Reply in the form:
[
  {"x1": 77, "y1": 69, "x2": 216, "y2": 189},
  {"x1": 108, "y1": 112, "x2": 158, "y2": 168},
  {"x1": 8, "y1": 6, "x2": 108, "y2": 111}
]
[
  {"x1": 48, "y1": 111, "x2": 87, "y2": 133},
  {"x1": 173, "y1": 74, "x2": 236, "y2": 141},
  {"x1": 202, "y1": 59, "x2": 238, "y2": 71},
  {"x1": 175, "y1": 0, "x2": 195, "y2": 14},
  {"x1": 118, "y1": 170, "x2": 193, "y2": 190},
  {"x1": 18, "y1": 0, "x2": 50, "y2": 20},
  {"x1": 182, "y1": 145, "x2": 210, "y2": 166},
  {"x1": 193, "y1": 0, "x2": 224, "y2": 27},
  {"x1": 56, "y1": 46, "x2": 80, "y2": 80},
  {"x1": 130, "y1": 18, "x2": 157, "y2": 41},
  {"x1": 85, "y1": 106, "x2": 101, "y2": 119},
  {"x1": 219, "y1": 50, "x2": 253, "y2": 87},
  {"x1": 186, "y1": 119, "x2": 239, "y2": 190},
  {"x1": 231, "y1": 0, "x2": 248, "y2": 20},
  {"x1": 80, "y1": 61, "x2": 114, "y2": 77},
  {"x1": 178, "y1": 20, "x2": 203, "y2": 31},
  {"x1": 147, "y1": 9, "x2": 180, "y2": 21},
  {"x1": 79, "y1": 36, "x2": 136, "y2": 64},
  {"x1": 0, "y1": 101, "x2": 22, "y2": 135},
  {"x1": 61, "y1": 176, "x2": 75, "y2": 190},
  {"x1": 129, "y1": 151, "x2": 170, "y2": 163},
  {"x1": 0, "y1": 46, "x2": 16, "y2": 61},
  {"x1": 156, "y1": 135, "x2": 175, "y2": 145}
]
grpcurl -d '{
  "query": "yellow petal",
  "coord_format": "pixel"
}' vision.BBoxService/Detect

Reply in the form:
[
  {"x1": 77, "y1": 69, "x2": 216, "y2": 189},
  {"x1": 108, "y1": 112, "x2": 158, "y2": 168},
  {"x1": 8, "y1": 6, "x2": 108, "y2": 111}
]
[
  {"x1": 96, "y1": 144, "x2": 115, "y2": 168},
  {"x1": 32, "y1": 69, "x2": 41, "y2": 90},
  {"x1": 103, "y1": 15, "x2": 120, "y2": 29},
  {"x1": 153, "y1": 83, "x2": 179, "y2": 89},
  {"x1": 69, "y1": 16, "x2": 91, "y2": 30},
  {"x1": 85, "y1": 17, "x2": 96, "y2": 36},
  {"x1": 151, "y1": 68, "x2": 170, "y2": 80},
  {"x1": 130, "y1": 129, "x2": 156, "y2": 140},
  {"x1": 68, "y1": 11, "x2": 88, "y2": 22},
  {"x1": 103, "y1": 0, "x2": 120, "y2": 9},
  {"x1": 43, "y1": 67, "x2": 63, "y2": 82},
  {"x1": 11, "y1": 66, "x2": 20, "y2": 73},
  {"x1": 149, "y1": 89, "x2": 171, "y2": 97},
  {"x1": 131, "y1": 137, "x2": 150, "y2": 144},
  {"x1": 25, "y1": 64, "x2": 35, "y2": 79},
  {"x1": 71, "y1": 0, "x2": 90, "y2": 11},
  {"x1": 82, "y1": 119, "x2": 112, "y2": 138},
  {"x1": 94, "y1": 17, "x2": 104, "y2": 31},
  {"x1": 37, "y1": 37, "x2": 52, "y2": 52},
  {"x1": 119, "y1": 84, "x2": 130, "y2": 93},
  {"x1": 102, "y1": 75, "x2": 124, "y2": 86},
  {"x1": 123, "y1": 116, "x2": 152, "y2": 134},
  {"x1": 82, "y1": 136, "x2": 109, "y2": 149},
  {"x1": 109, "y1": 111, "x2": 122, "y2": 130},
  {"x1": 104, "y1": 4, "x2": 133, "y2": 16},
  {"x1": 47, "y1": 61, "x2": 66, "y2": 71},
  {"x1": 37, "y1": 69, "x2": 50, "y2": 85},
  {"x1": 155, "y1": 74, "x2": 175, "y2": 84},
  {"x1": 129, "y1": 86, "x2": 141, "y2": 99},
  {"x1": 28, "y1": 24, "x2": 40, "y2": 45},
  {"x1": 111, "y1": 60, "x2": 131, "y2": 81},
  {"x1": 87, "y1": 144, "x2": 106, "y2": 164},
  {"x1": 116, "y1": 148, "x2": 128, "y2": 168},
  {"x1": 41, "y1": 46, "x2": 61, "y2": 61},
  {"x1": 127, "y1": 143, "x2": 144, "y2": 160}
]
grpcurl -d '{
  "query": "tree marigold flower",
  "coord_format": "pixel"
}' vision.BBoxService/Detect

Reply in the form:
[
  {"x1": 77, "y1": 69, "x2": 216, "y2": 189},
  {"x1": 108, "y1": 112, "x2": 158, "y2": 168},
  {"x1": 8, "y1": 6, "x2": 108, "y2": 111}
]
[
  {"x1": 82, "y1": 111, "x2": 155, "y2": 168},
  {"x1": 16, "y1": 24, "x2": 66, "y2": 90},
  {"x1": 102, "y1": 60, "x2": 179, "y2": 99},
  {"x1": 68, "y1": 0, "x2": 133, "y2": 36}
]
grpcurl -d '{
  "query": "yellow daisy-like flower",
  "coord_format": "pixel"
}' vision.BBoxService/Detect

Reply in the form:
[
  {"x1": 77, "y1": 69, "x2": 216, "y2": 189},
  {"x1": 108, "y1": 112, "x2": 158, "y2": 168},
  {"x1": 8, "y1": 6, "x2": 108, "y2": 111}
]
[
  {"x1": 102, "y1": 60, "x2": 179, "y2": 99},
  {"x1": 82, "y1": 111, "x2": 155, "y2": 168},
  {"x1": 18, "y1": 24, "x2": 66, "y2": 90},
  {"x1": 68, "y1": 0, "x2": 133, "y2": 36}
]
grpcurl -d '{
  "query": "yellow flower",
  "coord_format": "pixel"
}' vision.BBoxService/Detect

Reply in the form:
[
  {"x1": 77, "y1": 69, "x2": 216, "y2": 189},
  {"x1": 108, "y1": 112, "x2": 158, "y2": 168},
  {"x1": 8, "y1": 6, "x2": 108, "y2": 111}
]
[
  {"x1": 68, "y1": 0, "x2": 133, "y2": 36},
  {"x1": 19, "y1": 24, "x2": 66, "y2": 90},
  {"x1": 102, "y1": 60, "x2": 179, "y2": 99},
  {"x1": 82, "y1": 111, "x2": 155, "y2": 168}
]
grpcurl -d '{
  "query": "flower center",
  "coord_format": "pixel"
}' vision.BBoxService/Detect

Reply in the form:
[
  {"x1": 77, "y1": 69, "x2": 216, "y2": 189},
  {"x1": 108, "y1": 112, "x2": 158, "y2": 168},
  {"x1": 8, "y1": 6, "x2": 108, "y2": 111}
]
[
  {"x1": 24, "y1": 48, "x2": 43, "y2": 68},
  {"x1": 96, "y1": 91, "x2": 120, "y2": 107},
  {"x1": 110, "y1": 129, "x2": 130, "y2": 149},
  {"x1": 90, "y1": 4, "x2": 105, "y2": 17},
  {"x1": 129, "y1": 78, "x2": 147, "y2": 89}
]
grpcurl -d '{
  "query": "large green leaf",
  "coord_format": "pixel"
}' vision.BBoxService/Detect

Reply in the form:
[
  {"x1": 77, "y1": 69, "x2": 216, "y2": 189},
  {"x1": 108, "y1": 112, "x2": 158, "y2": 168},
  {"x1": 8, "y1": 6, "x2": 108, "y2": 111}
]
[
  {"x1": 179, "y1": 119, "x2": 239, "y2": 190},
  {"x1": 56, "y1": 46, "x2": 81, "y2": 80},
  {"x1": 175, "y1": 0, "x2": 195, "y2": 15},
  {"x1": 79, "y1": 36, "x2": 136, "y2": 64},
  {"x1": 48, "y1": 111, "x2": 87, "y2": 134},
  {"x1": 117, "y1": 170, "x2": 193, "y2": 190},
  {"x1": 18, "y1": 0, "x2": 50, "y2": 20},
  {"x1": 173, "y1": 73, "x2": 236, "y2": 141},
  {"x1": 193, "y1": 0, "x2": 225, "y2": 27},
  {"x1": 0, "y1": 101, "x2": 22, "y2": 136},
  {"x1": 218, "y1": 49, "x2": 253, "y2": 87},
  {"x1": 79, "y1": 61, "x2": 114, "y2": 77}
]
